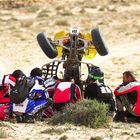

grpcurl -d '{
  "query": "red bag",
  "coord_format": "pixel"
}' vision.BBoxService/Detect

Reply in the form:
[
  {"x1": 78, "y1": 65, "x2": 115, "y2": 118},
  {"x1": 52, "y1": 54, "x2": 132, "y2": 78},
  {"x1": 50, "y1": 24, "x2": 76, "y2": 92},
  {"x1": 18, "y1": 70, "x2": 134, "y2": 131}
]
[{"x1": 0, "y1": 105, "x2": 10, "y2": 121}]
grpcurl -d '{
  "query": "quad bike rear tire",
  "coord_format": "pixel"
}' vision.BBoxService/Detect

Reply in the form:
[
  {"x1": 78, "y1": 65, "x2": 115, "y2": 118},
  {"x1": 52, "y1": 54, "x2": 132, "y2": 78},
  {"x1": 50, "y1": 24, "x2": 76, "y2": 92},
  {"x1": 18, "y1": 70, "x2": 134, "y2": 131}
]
[
  {"x1": 37, "y1": 32, "x2": 58, "y2": 59},
  {"x1": 91, "y1": 28, "x2": 109, "y2": 56}
]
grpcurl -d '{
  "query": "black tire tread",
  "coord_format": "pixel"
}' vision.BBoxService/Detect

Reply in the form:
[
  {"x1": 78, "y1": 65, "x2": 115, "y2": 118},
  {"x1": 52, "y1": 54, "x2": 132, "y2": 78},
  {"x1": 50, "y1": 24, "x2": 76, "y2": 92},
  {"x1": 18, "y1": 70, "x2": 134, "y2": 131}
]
[
  {"x1": 37, "y1": 32, "x2": 58, "y2": 59},
  {"x1": 91, "y1": 28, "x2": 109, "y2": 56}
]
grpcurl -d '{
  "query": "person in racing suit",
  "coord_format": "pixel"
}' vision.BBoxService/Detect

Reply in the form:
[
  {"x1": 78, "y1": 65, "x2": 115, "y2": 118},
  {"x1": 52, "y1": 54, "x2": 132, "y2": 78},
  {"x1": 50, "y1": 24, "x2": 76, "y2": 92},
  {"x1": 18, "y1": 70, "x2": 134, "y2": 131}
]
[
  {"x1": 53, "y1": 76, "x2": 81, "y2": 111},
  {"x1": 0, "y1": 70, "x2": 24, "y2": 121},
  {"x1": 85, "y1": 66, "x2": 115, "y2": 113},
  {"x1": 114, "y1": 71, "x2": 140, "y2": 121},
  {"x1": 11, "y1": 68, "x2": 52, "y2": 122},
  {"x1": 0, "y1": 70, "x2": 24, "y2": 102}
]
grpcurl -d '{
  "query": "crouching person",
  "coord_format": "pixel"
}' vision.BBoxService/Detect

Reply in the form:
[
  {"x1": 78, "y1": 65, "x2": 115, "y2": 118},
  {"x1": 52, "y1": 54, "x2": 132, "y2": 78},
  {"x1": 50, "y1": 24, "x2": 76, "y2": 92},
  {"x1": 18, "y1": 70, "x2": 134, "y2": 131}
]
[
  {"x1": 114, "y1": 71, "x2": 140, "y2": 122},
  {"x1": 53, "y1": 76, "x2": 81, "y2": 111},
  {"x1": 0, "y1": 70, "x2": 24, "y2": 102},
  {"x1": 85, "y1": 66, "x2": 116, "y2": 115},
  {"x1": 10, "y1": 68, "x2": 53, "y2": 123},
  {"x1": 0, "y1": 70, "x2": 24, "y2": 121}
]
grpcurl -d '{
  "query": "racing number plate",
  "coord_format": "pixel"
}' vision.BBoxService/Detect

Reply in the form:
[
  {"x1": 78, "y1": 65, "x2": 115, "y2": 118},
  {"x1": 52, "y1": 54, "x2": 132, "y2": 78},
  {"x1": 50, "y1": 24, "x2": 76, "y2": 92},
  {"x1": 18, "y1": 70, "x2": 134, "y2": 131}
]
[{"x1": 70, "y1": 27, "x2": 80, "y2": 35}]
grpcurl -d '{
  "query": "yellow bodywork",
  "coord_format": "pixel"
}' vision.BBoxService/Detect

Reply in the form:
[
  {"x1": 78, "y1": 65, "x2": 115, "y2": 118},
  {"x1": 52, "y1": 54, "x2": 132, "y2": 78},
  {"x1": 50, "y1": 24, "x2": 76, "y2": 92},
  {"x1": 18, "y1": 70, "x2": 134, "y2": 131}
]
[{"x1": 53, "y1": 31, "x2": 97, "y2": 60}]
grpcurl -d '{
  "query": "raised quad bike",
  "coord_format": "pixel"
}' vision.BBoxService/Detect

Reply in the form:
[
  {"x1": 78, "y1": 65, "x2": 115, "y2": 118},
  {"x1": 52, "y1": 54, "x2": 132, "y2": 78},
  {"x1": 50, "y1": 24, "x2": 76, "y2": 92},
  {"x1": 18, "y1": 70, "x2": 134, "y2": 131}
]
[
  {"x1": 36, "y1": 27, "x2": 140, "y2": 119},
  {"x1": 37, "y1": 27, "x2": 118, "y2": 114},
  {"x1": 37, "y1": 27, "x2": 108, "y2": 85}
]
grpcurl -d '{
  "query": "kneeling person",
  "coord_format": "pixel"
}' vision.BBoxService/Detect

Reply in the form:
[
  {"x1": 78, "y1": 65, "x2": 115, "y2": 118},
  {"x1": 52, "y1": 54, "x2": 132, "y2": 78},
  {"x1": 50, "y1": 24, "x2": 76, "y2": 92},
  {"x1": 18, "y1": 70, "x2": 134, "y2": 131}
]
[
  {"x1": 53, "y1": 77, "x2": 81, "y2": 111},
  {"x1": 85, "y1": 67, "x2": 115, "y2": 113},
  {"x1": 11, "y1": 68, "x2": 52, "y2": 122}
]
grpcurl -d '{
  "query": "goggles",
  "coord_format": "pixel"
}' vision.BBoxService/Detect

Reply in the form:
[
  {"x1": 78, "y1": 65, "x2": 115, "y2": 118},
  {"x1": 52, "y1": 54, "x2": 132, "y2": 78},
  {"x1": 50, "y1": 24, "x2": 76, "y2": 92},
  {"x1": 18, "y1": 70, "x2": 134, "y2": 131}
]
[{"x1": 88, "y1": 74, "x2": 102, "y2": 81}]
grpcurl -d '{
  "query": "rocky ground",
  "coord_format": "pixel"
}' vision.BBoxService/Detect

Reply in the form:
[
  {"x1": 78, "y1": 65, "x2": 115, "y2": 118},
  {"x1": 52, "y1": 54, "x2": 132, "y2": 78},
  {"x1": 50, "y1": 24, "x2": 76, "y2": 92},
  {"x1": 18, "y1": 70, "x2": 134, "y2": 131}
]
[{"x1": 0, "y1": 0, "x2": 140, "y2": 139}]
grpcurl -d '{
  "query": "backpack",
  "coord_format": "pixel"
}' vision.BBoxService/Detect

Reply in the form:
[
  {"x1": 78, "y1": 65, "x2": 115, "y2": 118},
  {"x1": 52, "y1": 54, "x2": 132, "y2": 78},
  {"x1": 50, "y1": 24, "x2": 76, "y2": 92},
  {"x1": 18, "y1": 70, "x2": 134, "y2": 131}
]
[{"x1": 10, "y1": 77, "x2": 33, "y2": 104}]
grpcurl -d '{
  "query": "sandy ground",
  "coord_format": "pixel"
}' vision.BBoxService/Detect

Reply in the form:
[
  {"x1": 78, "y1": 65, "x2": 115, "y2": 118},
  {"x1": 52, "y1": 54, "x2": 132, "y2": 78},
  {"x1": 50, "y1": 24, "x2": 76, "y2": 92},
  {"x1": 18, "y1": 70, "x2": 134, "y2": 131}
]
[
  {"x1": 0, "y1": 0, "x2": 140, "y2": 139},
  {"x1": 1, "y1": 121, "x2": 140, "y2": 140}
]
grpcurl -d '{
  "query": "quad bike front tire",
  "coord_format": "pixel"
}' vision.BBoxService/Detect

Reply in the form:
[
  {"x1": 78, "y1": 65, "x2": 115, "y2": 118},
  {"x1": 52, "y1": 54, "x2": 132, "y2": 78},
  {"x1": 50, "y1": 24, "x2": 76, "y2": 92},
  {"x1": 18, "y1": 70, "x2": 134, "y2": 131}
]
[
  {"x1": 37, "y1": 32, "x2": 58, "y2": 59},
  {"x1": 91, "y1": 28, "x2": 109, "y2": 56}
]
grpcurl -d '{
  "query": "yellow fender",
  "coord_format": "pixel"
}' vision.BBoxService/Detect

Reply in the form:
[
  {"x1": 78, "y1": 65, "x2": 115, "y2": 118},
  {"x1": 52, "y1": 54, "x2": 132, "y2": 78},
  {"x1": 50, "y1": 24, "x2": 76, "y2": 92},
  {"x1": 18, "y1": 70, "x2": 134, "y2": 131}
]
[
  {"x1": 83, "y1": 33, "x2": 97, "y2": 60},
  {"x1": 53, "y1": 31, "x2": 68, "y2": 58}
]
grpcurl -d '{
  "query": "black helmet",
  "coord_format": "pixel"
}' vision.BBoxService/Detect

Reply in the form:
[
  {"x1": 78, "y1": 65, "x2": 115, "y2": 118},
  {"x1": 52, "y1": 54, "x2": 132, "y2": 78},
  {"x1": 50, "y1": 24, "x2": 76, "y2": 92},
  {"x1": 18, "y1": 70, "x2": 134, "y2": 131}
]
[
  {"x1": 30, "y1": 67, "x2": 42, "y2": 77},
  {"x1": 88, "y1": 67, "x2": 104, "y2": 81},
  {"x1": 12, "y1": 69, "x2": 24, "y2": 79}
]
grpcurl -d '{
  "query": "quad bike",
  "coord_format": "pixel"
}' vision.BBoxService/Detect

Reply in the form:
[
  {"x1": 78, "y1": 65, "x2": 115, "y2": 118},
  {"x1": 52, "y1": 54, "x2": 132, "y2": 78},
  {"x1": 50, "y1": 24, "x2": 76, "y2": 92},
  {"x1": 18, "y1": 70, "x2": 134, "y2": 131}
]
[{"x1": 36, "y1": 27, "x2": 109, "y2": 91}]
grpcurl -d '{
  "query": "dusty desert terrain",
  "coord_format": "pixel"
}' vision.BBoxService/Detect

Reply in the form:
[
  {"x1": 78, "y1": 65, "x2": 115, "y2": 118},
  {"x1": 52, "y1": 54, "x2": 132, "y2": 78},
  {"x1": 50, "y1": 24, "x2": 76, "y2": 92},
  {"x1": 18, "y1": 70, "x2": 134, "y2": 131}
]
[{"x1": 0, "y1": 0, "x2": 140, "y2": 139}]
